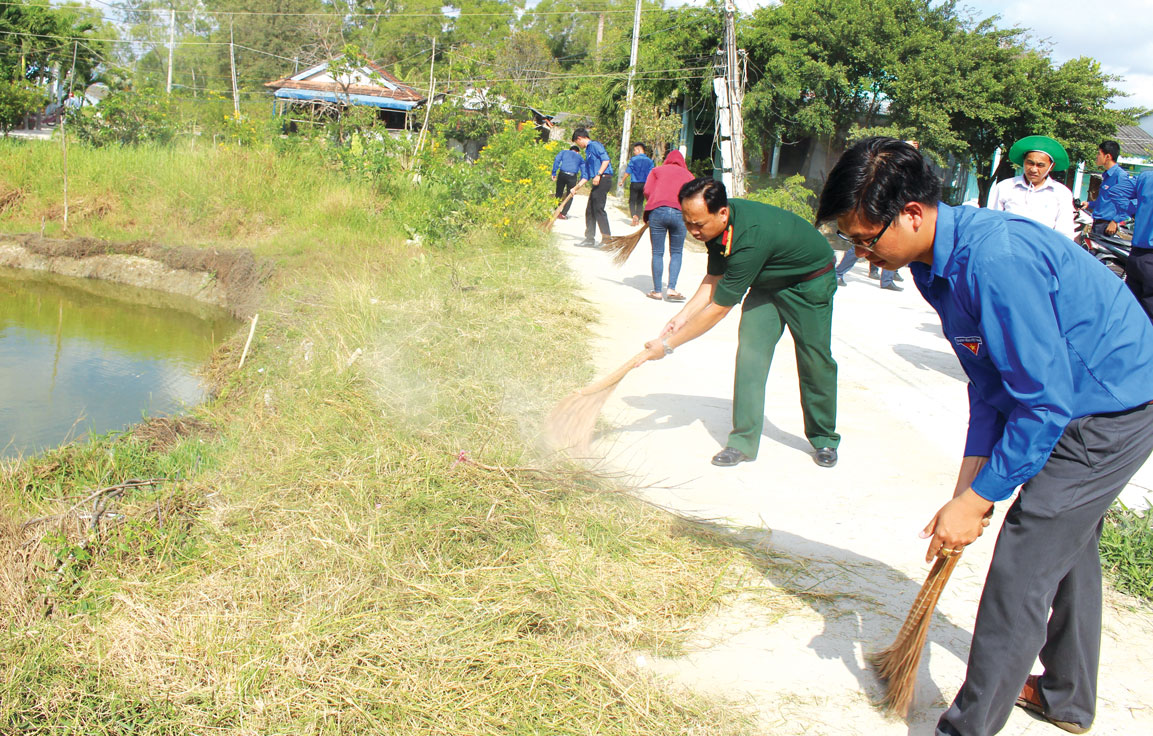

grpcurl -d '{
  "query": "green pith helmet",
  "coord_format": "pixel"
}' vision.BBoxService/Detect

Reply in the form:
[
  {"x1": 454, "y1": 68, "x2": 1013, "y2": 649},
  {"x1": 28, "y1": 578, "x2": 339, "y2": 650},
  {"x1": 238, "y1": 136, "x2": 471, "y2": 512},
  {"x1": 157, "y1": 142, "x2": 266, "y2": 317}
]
[{"x1": 1008, "y1": 135, "x2": 1070, "y2": 171}]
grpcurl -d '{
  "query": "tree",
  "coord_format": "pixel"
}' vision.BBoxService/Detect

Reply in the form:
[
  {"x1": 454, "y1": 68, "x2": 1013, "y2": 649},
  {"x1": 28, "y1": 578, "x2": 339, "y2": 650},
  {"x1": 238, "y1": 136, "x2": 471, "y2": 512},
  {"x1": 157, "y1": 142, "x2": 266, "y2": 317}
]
[{"x1": 0, "y1": 79, "x2": 45, "y2": 134}]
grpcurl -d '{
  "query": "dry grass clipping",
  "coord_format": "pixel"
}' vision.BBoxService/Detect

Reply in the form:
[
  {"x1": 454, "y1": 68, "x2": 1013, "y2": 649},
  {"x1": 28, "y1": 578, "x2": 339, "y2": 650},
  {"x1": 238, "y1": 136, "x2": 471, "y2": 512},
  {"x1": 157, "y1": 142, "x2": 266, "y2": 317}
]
[
  {"x1": 868, "y1": 551, "x2": 962, "y2": 716},
  {"x1": 0, "y1": 186, "x2": 23, "y2": 214},
  {"x1": 130, "y1": 417, "x2": 214, "y2": 453}
]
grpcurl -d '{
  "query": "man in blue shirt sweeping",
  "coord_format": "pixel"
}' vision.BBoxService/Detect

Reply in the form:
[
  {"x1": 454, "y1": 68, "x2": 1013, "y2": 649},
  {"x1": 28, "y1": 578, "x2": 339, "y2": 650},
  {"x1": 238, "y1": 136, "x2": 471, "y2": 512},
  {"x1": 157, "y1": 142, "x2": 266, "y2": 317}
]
[
  {"x1": 572, "y1": 127, "x2": 614, "y2": 247},
  {"x1": 551, "y1": 144, "x2": 584, "y2": 220},
  {"x1": 817, "y1": 137, "x2": 1153, "y2": 736},
  {"x1": 624, "y1": 142, "x2": 654, "y2": 226}
]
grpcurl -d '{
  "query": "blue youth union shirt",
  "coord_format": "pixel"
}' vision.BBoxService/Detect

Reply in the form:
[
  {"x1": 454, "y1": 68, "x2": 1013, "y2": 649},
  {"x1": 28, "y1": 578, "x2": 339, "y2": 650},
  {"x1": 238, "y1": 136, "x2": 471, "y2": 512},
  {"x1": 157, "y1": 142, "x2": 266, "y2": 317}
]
[
  {"x1": 581, "y1": 140, "x2": 614, "y2": 180},
  {"x1": 909, "y1": 204, "x2": 1153, "y2": 502},
  {"x1": 1089, "y1": 163, "x2": 1136, "y2": 222},
  {"x1": 1129, "y1": 171, "x2": 1153, "y2": 249},
  {"x1": 626, "y1": 154, "x2": 654, "y2": 183},
  {"x1": 552, "y1": 149, "x2": 583, "y2": 176}
]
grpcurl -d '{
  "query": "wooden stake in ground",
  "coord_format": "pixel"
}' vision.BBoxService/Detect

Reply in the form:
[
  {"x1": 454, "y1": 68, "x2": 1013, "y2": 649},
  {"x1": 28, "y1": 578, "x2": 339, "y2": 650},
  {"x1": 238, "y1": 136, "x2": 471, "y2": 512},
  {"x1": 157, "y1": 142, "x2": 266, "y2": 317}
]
[
  {"x1": 545, "y1": 350, "x2": 649, "y2": 453},
  {"x1": 542, "y1": 182, "x2": 586, "y2": 231},
  {"x1": 600, "y1": 223, "x2": 648, "y2": 265},
  {"x1": 868, "y1": 550, "x2": 962, "y2": 717}
]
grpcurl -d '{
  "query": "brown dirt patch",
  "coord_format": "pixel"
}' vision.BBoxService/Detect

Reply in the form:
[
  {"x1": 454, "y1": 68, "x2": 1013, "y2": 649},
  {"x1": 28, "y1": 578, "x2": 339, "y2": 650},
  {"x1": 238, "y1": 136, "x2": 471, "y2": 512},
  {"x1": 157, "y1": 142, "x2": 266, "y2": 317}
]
[
  {"x1": 130, "y1": 417, "x2": 216, "y2": 453},
  {"x1": 11, "y1": 234, "x2": 271, "y2": 319}
]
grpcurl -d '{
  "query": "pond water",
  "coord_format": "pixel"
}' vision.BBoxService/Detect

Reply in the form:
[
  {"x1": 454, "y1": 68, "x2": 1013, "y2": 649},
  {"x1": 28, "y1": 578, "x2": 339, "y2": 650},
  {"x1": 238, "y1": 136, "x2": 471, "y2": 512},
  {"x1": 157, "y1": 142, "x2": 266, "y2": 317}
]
[{"x1": 0, "y1": 267, "x2": 237, "y2": 459}]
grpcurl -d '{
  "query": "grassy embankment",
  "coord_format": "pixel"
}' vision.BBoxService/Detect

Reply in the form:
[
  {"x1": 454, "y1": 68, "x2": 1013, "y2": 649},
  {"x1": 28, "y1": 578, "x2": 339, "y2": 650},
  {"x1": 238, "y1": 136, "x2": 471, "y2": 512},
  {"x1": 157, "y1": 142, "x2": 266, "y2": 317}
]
[{"x1": 0, "y1": 140, "x2": 757, "y2": 734}]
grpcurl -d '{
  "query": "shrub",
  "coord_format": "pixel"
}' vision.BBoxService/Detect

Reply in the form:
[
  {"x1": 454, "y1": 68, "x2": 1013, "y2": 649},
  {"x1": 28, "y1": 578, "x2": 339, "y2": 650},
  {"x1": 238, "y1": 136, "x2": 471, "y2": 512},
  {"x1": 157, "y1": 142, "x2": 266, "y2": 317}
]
[
  {"x1": 70, "y1": 89, "x2": 177, "y2": 147},
  {"x1": 0, "y1": 79, "x2": 46, "y2": 135},
  {"x1": 744, "y1": 174, "x2": 817, "y2": 221}
]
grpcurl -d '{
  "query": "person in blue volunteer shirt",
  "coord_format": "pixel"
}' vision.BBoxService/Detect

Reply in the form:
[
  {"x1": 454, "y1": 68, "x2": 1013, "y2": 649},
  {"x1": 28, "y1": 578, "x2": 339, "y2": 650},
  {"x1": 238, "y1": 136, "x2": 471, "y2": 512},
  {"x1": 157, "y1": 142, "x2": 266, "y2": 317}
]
[
  {"x1": 1085, "y1": 140, "x2": 1135, "y2": 237},
  {"x1": 818, "y1": 137, "x2": 1153, "y2": 736},
  {"x1": 1125, "y1": 171, "x2": 1153, "y2": 320},
  {"x1": 624, "y1": 143, "x2": 654, "y2": 226},
  {"x1": 572, "y1": 127, "x2": 613, "y2": 247},
  {"x1": 551, "y1": 144, "x2": 584, "y2": 220}
]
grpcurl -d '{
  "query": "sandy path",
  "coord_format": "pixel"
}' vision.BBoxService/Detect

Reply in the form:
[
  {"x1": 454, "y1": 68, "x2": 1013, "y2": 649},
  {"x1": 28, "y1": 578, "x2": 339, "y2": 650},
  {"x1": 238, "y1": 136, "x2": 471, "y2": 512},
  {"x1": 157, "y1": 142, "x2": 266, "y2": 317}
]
[{"x1": 551, "y1": 193, "x2": 1153, "y2": 735}]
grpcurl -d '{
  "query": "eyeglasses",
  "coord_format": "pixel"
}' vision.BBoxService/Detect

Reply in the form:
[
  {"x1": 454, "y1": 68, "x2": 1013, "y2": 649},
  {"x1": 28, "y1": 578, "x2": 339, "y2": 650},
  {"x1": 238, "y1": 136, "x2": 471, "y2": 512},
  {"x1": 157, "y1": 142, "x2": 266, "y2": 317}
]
[{"x1": 836, "y1": 218, "x2": 892, "y2": 251}]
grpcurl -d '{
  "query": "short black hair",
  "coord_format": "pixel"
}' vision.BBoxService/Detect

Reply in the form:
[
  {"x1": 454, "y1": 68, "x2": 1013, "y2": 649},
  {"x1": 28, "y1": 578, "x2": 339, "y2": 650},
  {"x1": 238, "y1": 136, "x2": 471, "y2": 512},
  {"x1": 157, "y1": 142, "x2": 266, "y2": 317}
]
[
  {"x1": 569, "y1": 145, "x2": 579, "y2": 152},
  {"x1": 816, "y1": 136, "x2": 941, "y2": 226},
  {"x1": 571, "y1": 127, "x2": 590, "y2": 142},
  {"x1": 1099, "y1": 140, "x2": 1121, "y2": 162},
  {"x1": 678, "y1": 178, "x2": 727, "y2": 213},
  {"x1": 632, "y1": 142, "x2": 647, "y2": 154}
]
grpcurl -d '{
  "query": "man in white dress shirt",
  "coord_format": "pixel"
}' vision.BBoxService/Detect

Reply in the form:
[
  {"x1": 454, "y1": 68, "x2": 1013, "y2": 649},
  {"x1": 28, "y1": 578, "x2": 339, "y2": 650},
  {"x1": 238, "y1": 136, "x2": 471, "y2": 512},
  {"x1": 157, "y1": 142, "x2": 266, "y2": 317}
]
[{"x1": 987, "y1": 135, "x2": 1075, "y2": 239}]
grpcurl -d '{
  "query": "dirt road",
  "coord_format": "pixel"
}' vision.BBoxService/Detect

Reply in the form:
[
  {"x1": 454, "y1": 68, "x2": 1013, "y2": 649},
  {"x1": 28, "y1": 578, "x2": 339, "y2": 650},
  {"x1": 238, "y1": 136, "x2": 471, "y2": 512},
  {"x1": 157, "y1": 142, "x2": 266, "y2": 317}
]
[{"x1": 552, "y1": 193, "x2": 1153, "y2": 735}]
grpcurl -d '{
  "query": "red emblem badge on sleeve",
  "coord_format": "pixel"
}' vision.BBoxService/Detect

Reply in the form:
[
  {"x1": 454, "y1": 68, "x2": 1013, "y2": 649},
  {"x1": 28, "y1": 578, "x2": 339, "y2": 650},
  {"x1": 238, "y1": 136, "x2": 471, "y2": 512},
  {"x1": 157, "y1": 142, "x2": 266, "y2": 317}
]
[
  {"x1": 721, "y1": 225, "x2": 734, "y2": 257},
  {"x1": 955, "y1": 336, "x2": 982, "y2": 356}
]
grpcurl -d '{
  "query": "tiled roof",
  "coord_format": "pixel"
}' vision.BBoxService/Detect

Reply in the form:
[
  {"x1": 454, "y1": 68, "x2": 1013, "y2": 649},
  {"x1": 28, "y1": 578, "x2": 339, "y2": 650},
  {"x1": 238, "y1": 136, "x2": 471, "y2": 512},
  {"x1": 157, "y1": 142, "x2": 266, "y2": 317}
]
[
  {"x1": 265, "y1": 58, "x2": 423, "y2": 103},
  {"x1": 265, "y1": 78, "x2": 423, "y2": 102},
  {"x1": 1117, "y1": 125, "x2": 1153, "y2": 159}
]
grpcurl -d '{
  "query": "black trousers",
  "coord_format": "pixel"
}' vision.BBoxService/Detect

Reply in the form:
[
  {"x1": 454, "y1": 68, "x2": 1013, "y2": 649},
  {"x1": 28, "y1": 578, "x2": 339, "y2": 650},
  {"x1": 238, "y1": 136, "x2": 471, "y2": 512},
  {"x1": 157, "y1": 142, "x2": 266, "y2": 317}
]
[
  {"x1": 629, "y1": 182, "x2": 646, "y2": 219},
  {"x1": 584, "y1": 176, "x2": 613, "y2": 241},
  {"x1": 554, "y1": 171, "x2": 579, "y2": 216},
  {"x1": 1124, "y1": 246, "x2": 1153, "y2": 323},
  {"x1": 936, "y1": 402, "x2": 1153, "y2": 736}
]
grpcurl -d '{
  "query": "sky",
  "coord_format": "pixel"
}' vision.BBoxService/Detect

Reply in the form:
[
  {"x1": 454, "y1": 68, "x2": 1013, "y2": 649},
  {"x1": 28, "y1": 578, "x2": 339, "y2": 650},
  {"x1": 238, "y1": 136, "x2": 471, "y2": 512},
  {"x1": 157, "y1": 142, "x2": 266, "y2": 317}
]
[{"x1": 962, "y1": 0, "x2": 1153, "y2": 111}]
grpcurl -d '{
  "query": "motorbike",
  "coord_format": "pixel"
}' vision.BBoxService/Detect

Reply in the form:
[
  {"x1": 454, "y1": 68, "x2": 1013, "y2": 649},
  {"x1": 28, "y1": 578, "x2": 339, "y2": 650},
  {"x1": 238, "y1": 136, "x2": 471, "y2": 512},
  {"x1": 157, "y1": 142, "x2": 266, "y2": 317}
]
[{"x1": 1074, "y1": 200, "x2": 1131, "y2": 280}]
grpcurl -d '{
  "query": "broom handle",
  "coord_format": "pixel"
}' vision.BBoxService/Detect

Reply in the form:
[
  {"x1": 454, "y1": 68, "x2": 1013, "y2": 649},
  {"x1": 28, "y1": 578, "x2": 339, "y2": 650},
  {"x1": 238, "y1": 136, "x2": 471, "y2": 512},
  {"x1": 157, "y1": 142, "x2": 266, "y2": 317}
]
[
  {"x1": 549, "y1": 182, "x2": 586, "y2": 220},
  {"x1": 580, "y1": 350, "x2": 651, "y2": 394}
]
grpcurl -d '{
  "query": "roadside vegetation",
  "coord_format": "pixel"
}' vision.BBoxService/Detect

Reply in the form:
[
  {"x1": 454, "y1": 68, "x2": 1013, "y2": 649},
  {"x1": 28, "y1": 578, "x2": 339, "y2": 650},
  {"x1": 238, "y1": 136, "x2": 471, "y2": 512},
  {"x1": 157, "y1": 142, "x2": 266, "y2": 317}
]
[{"x1": 0, "y1": 125, "x2": 757, "y2": 733}]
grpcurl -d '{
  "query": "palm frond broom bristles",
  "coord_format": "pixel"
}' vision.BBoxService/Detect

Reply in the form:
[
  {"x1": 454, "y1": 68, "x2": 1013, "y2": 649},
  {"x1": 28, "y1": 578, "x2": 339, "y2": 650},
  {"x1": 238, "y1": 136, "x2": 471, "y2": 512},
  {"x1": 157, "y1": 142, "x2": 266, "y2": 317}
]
[
  {"x1": 545, "y1": 350, "x2": 649, "y2": 453},
  {"x1": 599, "y1": 223, "x2": 649, "y2": 265},
  {"x1": 867, "y1": 551, "x2": 963, "y2": 717}
]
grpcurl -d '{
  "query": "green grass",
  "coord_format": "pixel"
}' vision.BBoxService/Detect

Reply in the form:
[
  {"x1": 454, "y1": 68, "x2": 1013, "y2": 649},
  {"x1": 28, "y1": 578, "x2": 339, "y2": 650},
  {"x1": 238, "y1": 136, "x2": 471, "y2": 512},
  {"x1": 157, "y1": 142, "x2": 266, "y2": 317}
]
[
  {"x1": 0, "y1": 141, "x2": 755, "y2": 734},
  {"x1": 1101, "y1": 502, "x2": 1153, "y2": 602}
]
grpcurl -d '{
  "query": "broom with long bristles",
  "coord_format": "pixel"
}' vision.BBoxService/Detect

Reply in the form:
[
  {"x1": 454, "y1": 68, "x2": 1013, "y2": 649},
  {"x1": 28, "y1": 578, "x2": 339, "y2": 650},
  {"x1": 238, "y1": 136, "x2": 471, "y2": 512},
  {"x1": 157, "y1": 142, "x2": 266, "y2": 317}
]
[
  {"x1": 867, "y1": 549, "x2": 963, "y2": 717},
  {"x1": 541, "y1": 182, "x2": 587, "y2": 232},
  {"x1": 545, "y1": 350, "x2": 650, "y2": 453},
  {"x1": 599, "y1": 223, "x2": 649, "y2": 265}
]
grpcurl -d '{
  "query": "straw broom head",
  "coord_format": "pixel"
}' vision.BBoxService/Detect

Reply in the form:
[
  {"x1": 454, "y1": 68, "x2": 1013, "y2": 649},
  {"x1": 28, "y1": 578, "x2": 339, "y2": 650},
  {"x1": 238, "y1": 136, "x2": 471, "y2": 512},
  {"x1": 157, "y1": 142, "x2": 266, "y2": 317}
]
[
  {"x1": 599, "y1": 224, "x2": 649, "y2": 265},
  {"x1": 867, "y1": 551, "x2": 962, "y2": 717},
  {"x1": 544, "y1": 350, "x2": 649, "y2": 453}
]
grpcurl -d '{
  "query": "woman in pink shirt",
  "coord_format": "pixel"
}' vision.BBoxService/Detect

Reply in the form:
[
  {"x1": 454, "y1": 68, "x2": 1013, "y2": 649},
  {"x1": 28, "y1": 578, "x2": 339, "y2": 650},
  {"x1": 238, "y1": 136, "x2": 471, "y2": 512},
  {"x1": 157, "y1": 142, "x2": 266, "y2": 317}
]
[{"x1": 642, "y1": 150, "x2": 696, "y2": 301}]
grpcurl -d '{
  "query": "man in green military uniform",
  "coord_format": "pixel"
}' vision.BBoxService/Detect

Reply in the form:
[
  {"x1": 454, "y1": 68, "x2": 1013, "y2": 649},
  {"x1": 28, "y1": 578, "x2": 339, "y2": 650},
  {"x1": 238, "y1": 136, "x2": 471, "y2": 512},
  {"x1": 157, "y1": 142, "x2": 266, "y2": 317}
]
[{"x1": 637, "y1": 178, "x2": 841, "y2": 467}]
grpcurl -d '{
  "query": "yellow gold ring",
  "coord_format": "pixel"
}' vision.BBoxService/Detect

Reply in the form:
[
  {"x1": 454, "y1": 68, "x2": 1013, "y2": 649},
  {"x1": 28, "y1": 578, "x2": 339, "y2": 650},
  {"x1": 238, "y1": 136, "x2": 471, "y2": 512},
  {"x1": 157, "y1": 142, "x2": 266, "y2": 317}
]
[{"x1": 939, "y1": 547, "x2": 956, "y2": 558}]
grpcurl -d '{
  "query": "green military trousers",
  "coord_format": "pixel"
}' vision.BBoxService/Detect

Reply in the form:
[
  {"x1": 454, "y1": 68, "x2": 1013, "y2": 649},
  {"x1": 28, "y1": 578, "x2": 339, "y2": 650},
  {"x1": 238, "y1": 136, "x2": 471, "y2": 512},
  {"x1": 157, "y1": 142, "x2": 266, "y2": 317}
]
[{"x1": 725, "y1": 271, "x2": 840, "y2": 459}]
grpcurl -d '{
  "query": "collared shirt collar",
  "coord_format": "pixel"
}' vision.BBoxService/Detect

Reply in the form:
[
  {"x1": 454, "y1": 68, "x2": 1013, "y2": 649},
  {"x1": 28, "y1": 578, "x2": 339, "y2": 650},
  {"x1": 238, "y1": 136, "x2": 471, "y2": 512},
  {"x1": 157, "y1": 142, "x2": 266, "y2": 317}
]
[
  {"x1": 927, "y1": 202, "x2": 956, "y2": 282},
  {"x1": 1012, "y1": 175, "x2": 1056, "y2": 193}
]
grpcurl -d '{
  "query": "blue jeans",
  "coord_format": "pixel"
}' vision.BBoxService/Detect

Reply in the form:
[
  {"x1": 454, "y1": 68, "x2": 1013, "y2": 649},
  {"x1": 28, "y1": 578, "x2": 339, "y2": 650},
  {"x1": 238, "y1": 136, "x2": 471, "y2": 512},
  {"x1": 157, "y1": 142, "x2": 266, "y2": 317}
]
[
  {"x1": 835, "y1": 248, "x2": 895, "y2": 287},
  {"x1": 648, "y1": 206, "x2": 685, "y2": 292}
]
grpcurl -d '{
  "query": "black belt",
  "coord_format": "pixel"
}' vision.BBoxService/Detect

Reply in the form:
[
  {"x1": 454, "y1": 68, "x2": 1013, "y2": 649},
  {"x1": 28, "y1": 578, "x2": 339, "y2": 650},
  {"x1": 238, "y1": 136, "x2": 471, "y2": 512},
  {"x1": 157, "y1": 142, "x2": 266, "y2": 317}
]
[{"x1": 798, "y1": 261, "x2": 836, "y2": 282}]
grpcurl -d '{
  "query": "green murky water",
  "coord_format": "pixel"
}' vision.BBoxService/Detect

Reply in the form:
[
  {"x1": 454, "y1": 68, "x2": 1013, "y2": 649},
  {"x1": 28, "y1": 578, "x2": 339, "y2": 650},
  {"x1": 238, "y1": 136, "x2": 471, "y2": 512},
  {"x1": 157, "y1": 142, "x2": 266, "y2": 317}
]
[{"x1": 0, "y1": 267, "x2": 237, "y2": 459}]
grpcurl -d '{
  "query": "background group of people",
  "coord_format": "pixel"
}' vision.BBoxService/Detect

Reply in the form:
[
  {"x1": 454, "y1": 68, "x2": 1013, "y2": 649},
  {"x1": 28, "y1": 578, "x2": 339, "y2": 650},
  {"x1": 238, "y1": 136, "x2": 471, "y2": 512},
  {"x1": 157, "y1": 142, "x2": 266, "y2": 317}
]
[
  {"x1": 551, "y1": 132, "x2": 696, "y2": 302},
  {"x1": 984, "y1": 135, "x2": 1153, "y2": 322}
]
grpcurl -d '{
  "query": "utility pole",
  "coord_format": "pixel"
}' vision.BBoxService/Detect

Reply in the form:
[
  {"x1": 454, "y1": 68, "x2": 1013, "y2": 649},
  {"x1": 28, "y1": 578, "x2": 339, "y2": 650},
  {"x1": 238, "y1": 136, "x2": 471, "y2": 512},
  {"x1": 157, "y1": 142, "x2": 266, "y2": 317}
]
[
  {"x1": 166, "y1": 8, "x2": 175, "y2": 95},
  {"x1": 229, "y1": 22, "x2": 240, "y2": 117},
  {"x1": 715, "y1": 0, "x2": 746, "y2": 196},
  {"x1": 616, "y1": 0, "x2": 642, "y2": 197},
  {"x1": 595, "y1": 13, "x2": 604, "y2": 70}
]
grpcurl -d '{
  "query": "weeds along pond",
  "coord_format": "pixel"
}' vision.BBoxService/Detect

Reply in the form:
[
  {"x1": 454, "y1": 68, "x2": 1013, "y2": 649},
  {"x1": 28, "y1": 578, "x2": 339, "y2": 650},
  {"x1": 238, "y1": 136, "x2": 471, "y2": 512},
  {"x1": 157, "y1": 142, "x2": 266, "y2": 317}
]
[{"x1": 0, "y1": 266, "x2": 237, "y2": 458}]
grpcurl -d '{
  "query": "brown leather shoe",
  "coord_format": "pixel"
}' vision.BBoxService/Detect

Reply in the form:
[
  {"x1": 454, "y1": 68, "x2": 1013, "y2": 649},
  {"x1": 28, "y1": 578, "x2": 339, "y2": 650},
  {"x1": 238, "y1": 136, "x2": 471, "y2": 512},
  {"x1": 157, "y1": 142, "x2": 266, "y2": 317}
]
[{"x1": 1015, "y1": 675, "x2": 1090, "y2": 734}]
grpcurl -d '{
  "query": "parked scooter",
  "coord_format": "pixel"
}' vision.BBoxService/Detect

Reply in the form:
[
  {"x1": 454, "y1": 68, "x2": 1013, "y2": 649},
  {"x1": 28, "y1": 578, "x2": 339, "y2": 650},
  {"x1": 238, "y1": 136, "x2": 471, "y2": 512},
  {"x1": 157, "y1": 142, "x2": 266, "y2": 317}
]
[{"x1": 1074, "y1": 199, "x2": 1130, "y2": 280}]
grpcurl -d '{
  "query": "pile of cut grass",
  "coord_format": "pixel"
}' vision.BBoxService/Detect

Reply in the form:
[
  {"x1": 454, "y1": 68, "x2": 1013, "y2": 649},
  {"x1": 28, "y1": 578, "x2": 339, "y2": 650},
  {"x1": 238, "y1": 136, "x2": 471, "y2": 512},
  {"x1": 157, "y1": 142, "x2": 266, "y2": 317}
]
[{"x1": 0, "y1": 143, "x2": 756, "y2": 734}]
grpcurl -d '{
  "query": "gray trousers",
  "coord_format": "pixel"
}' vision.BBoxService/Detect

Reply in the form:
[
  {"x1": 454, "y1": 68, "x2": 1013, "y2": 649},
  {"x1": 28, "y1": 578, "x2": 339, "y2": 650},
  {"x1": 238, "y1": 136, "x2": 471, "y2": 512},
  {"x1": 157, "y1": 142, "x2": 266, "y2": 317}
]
[{"x1": 937, "y1": 402, "x2": 1153, "y2": 736}]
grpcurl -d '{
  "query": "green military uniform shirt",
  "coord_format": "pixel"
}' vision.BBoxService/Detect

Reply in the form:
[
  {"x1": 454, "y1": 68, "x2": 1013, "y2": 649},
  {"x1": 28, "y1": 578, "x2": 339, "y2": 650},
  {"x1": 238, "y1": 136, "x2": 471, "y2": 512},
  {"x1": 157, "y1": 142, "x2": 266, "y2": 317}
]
[{"x1": 705, "y1": 199, "x2": 835, "y2": 307}]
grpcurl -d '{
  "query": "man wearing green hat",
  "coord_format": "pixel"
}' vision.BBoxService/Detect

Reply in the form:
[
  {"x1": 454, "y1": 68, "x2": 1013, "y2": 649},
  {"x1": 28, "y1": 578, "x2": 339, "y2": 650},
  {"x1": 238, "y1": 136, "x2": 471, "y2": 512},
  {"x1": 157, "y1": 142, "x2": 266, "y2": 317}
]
[{"x1": 987, "y1": 135, "x2": 1075, "y2": 239}]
